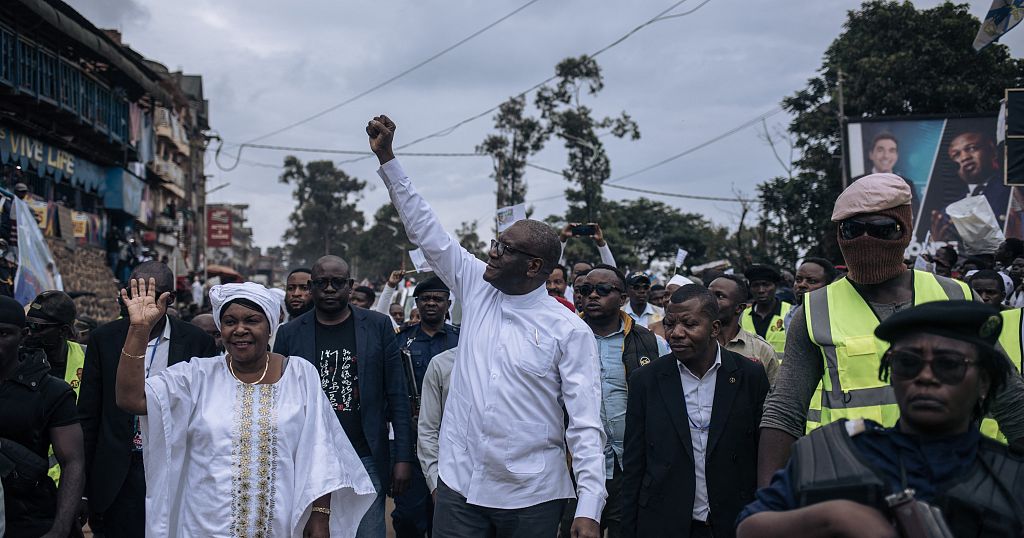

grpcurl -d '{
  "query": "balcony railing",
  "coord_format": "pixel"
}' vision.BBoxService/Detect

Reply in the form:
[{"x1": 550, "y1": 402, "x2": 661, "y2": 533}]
[{"x1": 0, "y1": 23, "x2": 130, "y2": 145}]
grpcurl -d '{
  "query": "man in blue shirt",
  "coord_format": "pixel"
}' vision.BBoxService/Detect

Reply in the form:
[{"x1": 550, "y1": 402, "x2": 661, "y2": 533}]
[
  {"x1": 394, "y1": 276, "x2": 459, "y2": 537},
  {"x1": 569, "y1": 264, "x2": 668, "y2": 537}
]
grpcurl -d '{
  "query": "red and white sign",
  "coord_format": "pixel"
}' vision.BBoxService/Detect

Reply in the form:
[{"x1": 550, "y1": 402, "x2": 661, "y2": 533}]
[{"x1": 207, "y1": 207, "x2": 232, "y2": 247}]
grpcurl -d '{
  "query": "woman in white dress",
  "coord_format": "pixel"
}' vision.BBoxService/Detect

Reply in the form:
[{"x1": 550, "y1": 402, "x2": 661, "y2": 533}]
[{"x1": 114, "y1": 279, "x2": 375, "y2": 537}]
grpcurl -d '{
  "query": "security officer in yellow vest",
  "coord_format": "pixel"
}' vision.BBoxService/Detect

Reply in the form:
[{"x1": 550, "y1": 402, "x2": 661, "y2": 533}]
[
  {"x1": 980, "y1": 304, "x2": 1024, "y2": 441},
  {"x1": 740, "y1": 265, "x2": 791, "y2": 354},
  {"x1": 24, "y1": 290, "x2": 85, "y2": 485},
  {"x1": 756, "y1": 173, "x2": 1024, "y2": 487},
  {"x1": 738, "y1": 301, "x2": 1024, "y2": 537}
]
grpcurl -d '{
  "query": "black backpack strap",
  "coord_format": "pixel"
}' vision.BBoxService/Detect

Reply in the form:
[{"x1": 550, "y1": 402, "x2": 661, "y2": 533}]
[{"x1": 792, "y1": 420, "x2": 886, "y2": 507}]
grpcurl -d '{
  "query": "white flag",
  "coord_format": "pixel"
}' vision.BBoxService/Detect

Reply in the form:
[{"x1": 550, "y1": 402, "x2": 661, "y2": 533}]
[
  {"x1": 408, "y1": 248, "x2": 433, "y2": 273},
  {"x1": 674, "y1": 248, "x2": 689, "y2": 267},
  {"x1": 496, "y1": 203, "x2": 527, "y2": 233}
]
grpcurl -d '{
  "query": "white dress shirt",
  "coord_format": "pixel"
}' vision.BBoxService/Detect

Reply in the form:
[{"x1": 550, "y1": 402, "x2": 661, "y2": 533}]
[
  {"x1": 623, "y1": 302, "x2": 662, "y2": 328},
  {"x1": 677, "y1": 345, "x2": 722, "y2": 522},
  {"x1": 379, "y1": 159, "x2": 607, "y2": 520}
]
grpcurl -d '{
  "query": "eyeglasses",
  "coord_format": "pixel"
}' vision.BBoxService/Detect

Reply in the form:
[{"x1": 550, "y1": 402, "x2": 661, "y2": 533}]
[
  {"x1": 309, "y1": 277, "x2": 353, "y2": 291},
  {"x1": 26, "y1": 320, "x2": 61, "y2": 332},
  {"x1": 577, "y1": 283, "x2": 622, "y2": 297},
  {"x1": 415, "y1": 294, "x2": 449, "y2": 304},
  {"x1": 889, "y1": 350, "x2": 977, "y2": 385},
  {"x1": 839, "y1": 217, "x2": 903, "y2": 241},
  {"x1": 490, "y1": 239, "x2": 543, "y2": 260},
  {"x1": 630, "y1": 283, "x2": 650, "y2": 291}
]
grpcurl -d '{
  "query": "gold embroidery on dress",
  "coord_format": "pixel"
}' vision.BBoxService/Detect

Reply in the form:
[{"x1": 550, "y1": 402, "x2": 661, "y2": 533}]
[{"x1": 229, "y1": 382, "x2": 279, "y2": 537}]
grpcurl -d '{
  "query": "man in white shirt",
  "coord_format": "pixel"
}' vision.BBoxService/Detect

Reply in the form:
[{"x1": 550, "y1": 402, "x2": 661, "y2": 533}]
[
  {"x1": 367, "y1": 115, "x2": 605, "y2": 538},
  {"x1": 623, "y1": 273, "x2": 662, "y2": 328}
]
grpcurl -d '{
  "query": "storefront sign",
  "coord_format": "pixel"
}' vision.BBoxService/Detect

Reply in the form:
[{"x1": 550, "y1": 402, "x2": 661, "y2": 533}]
[
  {"x1": 207, "y1": 207, "x2": 232, "y2": 247},
  {"x1": 0, "y1": 125, "x2": 106, "y2": 192}
]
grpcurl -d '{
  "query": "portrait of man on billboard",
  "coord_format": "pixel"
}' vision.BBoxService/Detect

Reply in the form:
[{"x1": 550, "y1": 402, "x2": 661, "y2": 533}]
[{"x1": 860, "y1": 132, "x2": 920, "y2": 217}]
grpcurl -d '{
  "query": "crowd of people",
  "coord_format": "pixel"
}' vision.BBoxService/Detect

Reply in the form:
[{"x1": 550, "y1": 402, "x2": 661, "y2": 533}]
[{"x1": 2, "y1": 115, "x2": 1024, "y2": 537}]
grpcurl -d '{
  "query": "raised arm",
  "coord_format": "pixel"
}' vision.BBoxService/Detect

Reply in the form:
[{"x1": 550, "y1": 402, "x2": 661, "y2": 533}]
[
  {"x1": 373, "y1": 267, "x2": 403, "y2": 314},
  {"x1": 592, "y1": 223, "x2": 616, "y2": 267},
  {"x1": 115, "y1": 278, "x2": 170, "y2": 415},
  {"x1": 368, "y1": 116, "x2": 485, "y2": 298}
]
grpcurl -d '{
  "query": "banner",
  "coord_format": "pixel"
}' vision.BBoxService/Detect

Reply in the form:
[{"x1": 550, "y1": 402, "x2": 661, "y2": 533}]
[
  {"x1": 207, "y1": 207, "x2": 232, "y2": 247},
  {"x1": 846, "y1": 115, "x2": 1021, "y2": 255},
  {"x1": 72, "y1": 211, "x2": 89, "y2": 238},
  {"x1": 408, "y1": 248, "x2": 433, "y2": 273},
  {"x1": 14, "y1": 197, "x2": 61, "y2": 305}
]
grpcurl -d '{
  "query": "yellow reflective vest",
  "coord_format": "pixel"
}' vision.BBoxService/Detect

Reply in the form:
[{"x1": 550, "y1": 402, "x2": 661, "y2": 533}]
[
  {"x1": 740, "y1": 300, "x2": 791, "y2": 354},
  {"x1": 805, "y1": 271, "x2": 970, "y2": 433},
  {"x1": 47, "y1": 340, "x2": 85, "y2": 484},
  {"x1": 979, "y1": 308, "x2": 1023, "y2": 443}
]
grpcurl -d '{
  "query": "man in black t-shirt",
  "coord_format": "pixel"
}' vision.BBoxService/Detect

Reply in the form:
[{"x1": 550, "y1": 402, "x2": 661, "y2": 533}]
[
  {"x1": 274, "y1": 255, "x2": 413, "y2": 538},
  {"x1": 0, "y1": 295, "x2": 84, "y2": 537}
]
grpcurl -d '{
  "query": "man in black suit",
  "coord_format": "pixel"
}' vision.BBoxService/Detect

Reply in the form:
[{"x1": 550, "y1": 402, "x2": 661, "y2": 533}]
[
  {"x1": 77, "y1": 261, "x2": 217, "y2": 537},
  {"x1": 273, "y1": 254, "x2": 413, "y2": 538},
  {"x1": 621, "y1": 284, "x2": 770, "y2": 538}
]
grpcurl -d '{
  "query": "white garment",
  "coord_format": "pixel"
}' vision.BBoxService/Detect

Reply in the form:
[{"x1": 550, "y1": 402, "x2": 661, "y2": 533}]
[
  {"x1": 192, "y1": 280, "x2": 204, "y2": 306},
  {"x1": 623, "y1": 302, "x2": 662, "y2": 328},
  {"x1": 417, "y1": 347, "x2": 457, "y2": 492},
  {"x1": 142, "y1": 356, "x2": 376, "y2": 537},
  {"x1": 379, "y1": 159, "x2": 606, "y2": 520},
  {"x1": 677, "y1": 347, "x2": 722, "y2": 522},
  {"x1": 145, "y1": 318, "x2": 172, "y2": 377}
]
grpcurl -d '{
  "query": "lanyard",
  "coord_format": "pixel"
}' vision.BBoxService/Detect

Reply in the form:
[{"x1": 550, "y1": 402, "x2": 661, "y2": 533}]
[{"x1": 145, "y1": 335, "x2": 163, "y2": 378}]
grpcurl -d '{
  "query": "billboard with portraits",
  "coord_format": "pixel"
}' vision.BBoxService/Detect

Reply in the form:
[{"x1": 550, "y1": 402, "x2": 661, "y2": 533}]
[{"x1": 847, "y1": 115, "x2": 1022, "y2": 255}]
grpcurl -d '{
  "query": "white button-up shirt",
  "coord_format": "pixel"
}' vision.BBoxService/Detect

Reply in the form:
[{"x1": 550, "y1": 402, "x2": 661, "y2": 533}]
[
  {"x1": 677, "y1": 346, "x2": 722, "y2": 522},
  {"x1": 623, "y1": 302, "x2": 662, "y2": 328},
  {"x1": 379, "y1": 159, "x2": 606, "y2": 520}
]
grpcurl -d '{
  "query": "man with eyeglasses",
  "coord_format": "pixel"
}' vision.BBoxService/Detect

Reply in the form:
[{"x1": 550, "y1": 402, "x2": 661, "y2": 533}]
[
  {"x1": 393, "y1": 276, "x2": 458, "y2": 537},
  {"x1": 757, "y1": 173, "x2": 1024, "y2": 488},
  {"x1": 368, "y1": 115, "x2": 605, "y2": 538},
  {"x1": 284, "y1": 267, "x2": 313, "y2": 320},
  {"x1": 274, "y1": 254, "x2": 414, "y2": 538},
  {"x1": 568, "y1": 264, "x2": 667, "y2": 538},
  {"x1": 739, "y1": 301, "x2": 1024, "y2": 537}
]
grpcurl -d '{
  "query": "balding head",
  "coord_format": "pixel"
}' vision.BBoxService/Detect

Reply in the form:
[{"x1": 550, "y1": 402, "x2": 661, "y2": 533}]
[
  {"x1": 190, "y1": 313, "x2": 223, "y2": 351},
  {"x1": 311, "y1": 255, "x2": 351, "y2": 279},
  {"x1": 484, "y1": 219, "x2": 561, "y2": 295},
  {"x1": 130, "y1": 261, "x2": 174, "y2": 296},
  {"x1": 511, "y1": 219, "x2": 561, "y2": 271}
]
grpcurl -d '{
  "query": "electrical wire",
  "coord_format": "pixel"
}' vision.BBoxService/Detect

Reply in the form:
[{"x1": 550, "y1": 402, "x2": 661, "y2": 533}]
[
  {"x1": 522, "y1": 162, "x2": 754, "y2": 203},
  {"x1": 332, "y1": 0, "x2": 713, "y2": 166},
  {"x1": 214, "y1": 0, "x2": 544, "y2": 171}
]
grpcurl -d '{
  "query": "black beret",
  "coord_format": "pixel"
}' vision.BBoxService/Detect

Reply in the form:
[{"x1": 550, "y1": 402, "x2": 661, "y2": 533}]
[
  {"x1": 875, "y1": 301, "x2": 1002, "y2": 351},
  {"x1": 28, "y1": 290, "x2": 77, "y2": 325},
  {"x1": 0, "y1": 295, "x2": 25, "y2": 327},
  {"x1": 744, "y1": 264, "x2": 781, "y2": 284},
  {"x1": 414, "y1": 276, "x2": 450, "y2": 297}
]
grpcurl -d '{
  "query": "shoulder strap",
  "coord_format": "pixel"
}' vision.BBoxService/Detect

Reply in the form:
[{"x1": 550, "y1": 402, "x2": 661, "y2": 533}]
[{"x1": 792, "y1": 420, "x2": 886, "y2": 507}]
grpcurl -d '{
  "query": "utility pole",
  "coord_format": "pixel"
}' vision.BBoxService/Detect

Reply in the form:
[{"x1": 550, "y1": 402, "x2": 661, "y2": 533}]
[{"x1": 837, "y1": 68, "x2": 849, "y2": 190}]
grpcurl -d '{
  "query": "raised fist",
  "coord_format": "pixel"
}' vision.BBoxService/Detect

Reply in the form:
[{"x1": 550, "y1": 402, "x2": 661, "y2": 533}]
[{"x1": 366, "y1": 115, "x2": 397, "y2": 164}]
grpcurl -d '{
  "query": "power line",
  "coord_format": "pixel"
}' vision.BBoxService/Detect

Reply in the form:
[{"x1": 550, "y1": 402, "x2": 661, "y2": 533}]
[
  {"x1": 333, "y1": 0, "x2": 714, "y2": 166},
  {"x1": 523, "y1": 162, "x2": 755, "y2": 204},
  {"x1": 243, "y1": 0, "x2": 544, "y2": 145},
  {"x1": 606, "y1": 107, "x2": 783, "y2": 184},
  {"x1": 242, "y1": 143, "x2": 484, "y2": 157},
  {"x1": 214, "y1": 0, "x2": 544, "y2": 171}
]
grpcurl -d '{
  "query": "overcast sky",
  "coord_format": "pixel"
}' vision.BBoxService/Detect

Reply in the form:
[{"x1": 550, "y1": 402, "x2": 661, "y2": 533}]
[{"x1": 70, "y1": 0, "x2": 1024, "y2": 252}]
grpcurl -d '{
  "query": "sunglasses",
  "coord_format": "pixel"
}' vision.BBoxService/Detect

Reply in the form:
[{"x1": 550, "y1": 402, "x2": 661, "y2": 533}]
[
  {"x1": 490, "y1": 239, "x2": 543, "y2": 260},
  {"x1": 309, "y1": 277, "x2": 354, "y2": 291},
  {"x1": 889, "y1": 350, "x2": 977, "y2": 385},
  {"x1": 26, "y1": 320, "x2": 62, "y2": 332},
  {"x1": 839, "y1": 217, "x2": 903, "y2": 241},
  {"x1": 577, "y1": 283, "x2": 622, "y2": 297}
]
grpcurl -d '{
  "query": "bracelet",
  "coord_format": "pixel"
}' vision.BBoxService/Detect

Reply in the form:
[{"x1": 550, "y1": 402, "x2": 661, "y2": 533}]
[
  {"x1": 311, "y1": 506, "x2": 331, "y2": 516},
  {"x1": 120, "y1": 349, "x2": 145, "y2": 360}
]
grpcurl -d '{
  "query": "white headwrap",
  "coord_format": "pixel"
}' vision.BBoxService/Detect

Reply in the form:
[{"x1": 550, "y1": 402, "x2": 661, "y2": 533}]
[
  {"x1": 666, "y1": 274, "x2": 694, "y2": 289},
  {"x1": 269, "y1": 288, "x2": 286, "y2": 311},
  {"x1": 209, "y1": 282, "x2": 282, "y2": 338}
]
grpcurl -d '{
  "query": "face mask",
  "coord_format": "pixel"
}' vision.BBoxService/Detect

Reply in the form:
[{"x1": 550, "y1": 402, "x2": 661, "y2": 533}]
[{"x1": 837, "y1": 206, "x2": 912, "y2": 285}]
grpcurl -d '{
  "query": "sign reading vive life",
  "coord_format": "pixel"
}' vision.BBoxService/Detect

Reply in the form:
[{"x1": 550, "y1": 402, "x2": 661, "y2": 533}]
[{"x1": 0, "y1": 125, "x2": 106, "y2": 192}]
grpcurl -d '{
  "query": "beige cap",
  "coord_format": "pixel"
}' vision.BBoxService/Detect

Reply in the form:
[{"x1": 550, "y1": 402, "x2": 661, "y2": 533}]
[{"x1": 831, "y1": 173, "x2": 912, "y2": 222}]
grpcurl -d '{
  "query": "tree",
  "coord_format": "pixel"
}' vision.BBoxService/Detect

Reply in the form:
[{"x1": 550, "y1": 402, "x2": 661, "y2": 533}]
[
  {"x1": 536, "y1": 56, "x2": 640, "y2": 223},
  {"x1": 455, "y1": 220, "x2": 488, "y2": 261},
  {"x1": 477, "y1": 96, "x2": 548, "y2": 208},
  {"x1": 757, "y1": 0, "x2": 1024, "y2": 266},
  {"x1": 279, "y1": 156, "x2": 366, "y2": 268},
  {"x1": 351, "y1": 203, "x2": 411, "y2": 281}
]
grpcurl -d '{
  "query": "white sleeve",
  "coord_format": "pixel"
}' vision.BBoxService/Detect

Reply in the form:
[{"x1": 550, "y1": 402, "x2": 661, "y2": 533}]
[
  {"x1": 598, "y1": 242, "x2": 616, "y2": 267},
  {"x1": 559, "y1": 240, "x2": 568, "y2": 266},
  {"x1": 377, "y1": 159, "x2": 486, "y2": 302},
  {"x1": 373, "y1": 284, "x2": 397, "y2": 314},
  {"x1": 558, "y1": 326, "x2": 608, "y2": 520}
]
